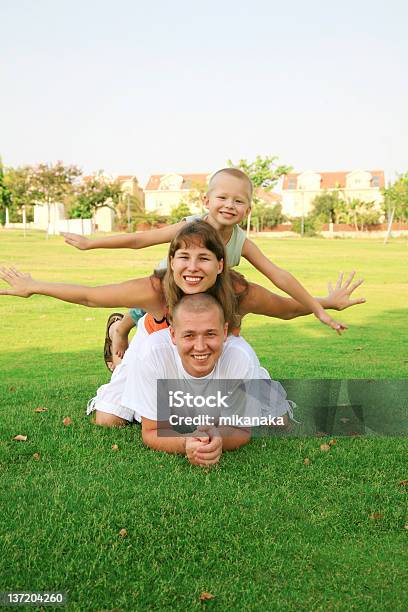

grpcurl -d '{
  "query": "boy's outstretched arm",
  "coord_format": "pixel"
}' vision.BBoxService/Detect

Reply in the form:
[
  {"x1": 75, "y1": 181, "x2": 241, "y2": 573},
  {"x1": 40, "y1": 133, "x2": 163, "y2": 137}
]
[
  {"x1": 0, "y1": 267, "x2": 160, "y2": 310},
  {"x1": 241, "y1": 238, "x2": 346, "y2": 334},
  {"x1": 61, "y1": 221, "x2": 185, "y2": 251}
]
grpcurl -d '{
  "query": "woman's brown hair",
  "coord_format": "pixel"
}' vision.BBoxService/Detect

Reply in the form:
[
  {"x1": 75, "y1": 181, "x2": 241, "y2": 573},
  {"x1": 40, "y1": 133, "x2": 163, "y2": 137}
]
[{"x1": 153, "y1": 220, "x2": 246, "y2": 331}]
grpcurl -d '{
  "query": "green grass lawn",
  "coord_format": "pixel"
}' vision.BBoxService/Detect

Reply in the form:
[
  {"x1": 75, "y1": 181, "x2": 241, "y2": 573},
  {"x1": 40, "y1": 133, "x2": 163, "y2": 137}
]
[{"x1": 0, "y1": 231, "x2": 407, "y2": 610}]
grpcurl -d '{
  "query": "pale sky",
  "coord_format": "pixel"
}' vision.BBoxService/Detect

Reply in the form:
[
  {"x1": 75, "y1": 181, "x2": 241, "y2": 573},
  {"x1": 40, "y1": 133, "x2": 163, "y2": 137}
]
[{"x1": 1, "y1": 0, "x2": 407, "y2": 187}]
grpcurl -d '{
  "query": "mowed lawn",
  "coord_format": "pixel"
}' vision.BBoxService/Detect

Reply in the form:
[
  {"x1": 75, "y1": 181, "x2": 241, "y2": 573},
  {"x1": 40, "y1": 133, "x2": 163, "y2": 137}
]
[{"x1": 0, "y1": 231, "x2": 407, "y2": 610}]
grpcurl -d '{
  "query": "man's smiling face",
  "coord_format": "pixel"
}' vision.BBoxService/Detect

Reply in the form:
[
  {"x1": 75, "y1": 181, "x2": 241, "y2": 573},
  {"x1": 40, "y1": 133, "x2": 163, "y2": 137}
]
[{"x1": 170, "y1": 303, "x2": 228, "y2": 377}]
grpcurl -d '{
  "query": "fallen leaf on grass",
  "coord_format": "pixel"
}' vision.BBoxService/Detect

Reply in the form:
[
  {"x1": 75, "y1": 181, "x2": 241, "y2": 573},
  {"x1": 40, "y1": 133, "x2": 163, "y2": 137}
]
[
  {"x1": 34, "y1": 407, "x2": 48, "y2": 413},
  {"x1": 369, "y1": 512, "x2": 384, "y2": 520},
  {"x1": 399, "y1": 480, "x2": 408, "y2": 486},
  {"x1": 14, "y1": 435, "x2": 27, "y2": 441},
  {"x1": 63, "y1": 417, "x2": 72, "y2": 426},
  {"x1": 354, "y1": 347, "x2": 364, "y2": 351},
  {"x1": 119, "y1": 528, "x2": 127, "y2": 538},
  {"x1": 320, "y1": 443, "x2": 331, "y2": 452},
  {"x1": 203, "y1": 468, "x2": 210, "y2": 474},
  {"x1": 8, "y1": 386, "x2": 16, "y2": 392},
  {"x1": 303, "y1": 458, "x2": 311, "y2": 465},
  {"x1": 404, "y1": 525, "x2": 408, "y2": 530},
  {"x1": 33, "y1": 452, "x2": 41, "y2": 461},
  {"x1": 199, "y1": 592, "x2": 215, "y2": 602},
  {"x1": 111, "y1": 444, "x2": 119, "y2": 451},
  {"x1": 328, "y1": 439, "x2": 337, "y2": 446}
]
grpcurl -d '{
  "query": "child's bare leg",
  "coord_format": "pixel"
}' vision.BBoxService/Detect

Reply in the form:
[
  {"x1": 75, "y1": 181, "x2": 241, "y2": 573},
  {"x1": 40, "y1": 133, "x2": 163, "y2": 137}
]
[
  {"x1": 88, "y1": 364, "x2": 136, "y2": 426},
  {"x1": 94, "y1": 410, "x2": 128, "y2": 428},
  {"x1": 108, "y1": 313, "x2": 135, "y2": 370},
  {"x1": 104, "y1": 312, "x2": 136, "y2": 372}
]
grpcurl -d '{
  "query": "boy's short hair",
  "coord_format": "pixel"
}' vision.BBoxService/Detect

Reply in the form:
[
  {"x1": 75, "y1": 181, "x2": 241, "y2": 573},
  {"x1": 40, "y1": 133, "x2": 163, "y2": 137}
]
[{"x1": 208, "y1": 168, "x2": 253, "y2": 199}]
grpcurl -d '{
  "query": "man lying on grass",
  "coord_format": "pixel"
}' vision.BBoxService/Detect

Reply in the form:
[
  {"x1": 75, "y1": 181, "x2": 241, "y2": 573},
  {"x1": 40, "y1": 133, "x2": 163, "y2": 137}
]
[{"x1": 87, "y1": 293, "x2": 293, "y2": 467}]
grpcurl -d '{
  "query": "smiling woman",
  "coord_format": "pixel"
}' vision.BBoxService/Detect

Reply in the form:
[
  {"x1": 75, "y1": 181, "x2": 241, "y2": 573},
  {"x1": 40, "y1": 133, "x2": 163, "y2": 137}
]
[{"x1": 159, "y1": 220, "x2": 244, "y2": 331}]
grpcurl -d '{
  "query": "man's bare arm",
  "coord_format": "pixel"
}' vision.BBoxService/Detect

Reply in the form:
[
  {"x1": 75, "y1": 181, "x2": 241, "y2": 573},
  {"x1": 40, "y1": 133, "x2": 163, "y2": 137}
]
[{"x1": 141, "y1": 417, "x2": 187, "y2": 455}]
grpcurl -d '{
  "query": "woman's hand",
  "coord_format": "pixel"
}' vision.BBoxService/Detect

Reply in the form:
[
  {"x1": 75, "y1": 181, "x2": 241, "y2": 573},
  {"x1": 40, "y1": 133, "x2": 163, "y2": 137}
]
[
  {"x1": 60, "y1": 232, "x2": 92, "y2": 250},
  {"x1": 0, "y1": 267, "x2": 37, "y2": 298},
  {"x1": 327, "y1": 272, "x2": 365, "y2": 311}
]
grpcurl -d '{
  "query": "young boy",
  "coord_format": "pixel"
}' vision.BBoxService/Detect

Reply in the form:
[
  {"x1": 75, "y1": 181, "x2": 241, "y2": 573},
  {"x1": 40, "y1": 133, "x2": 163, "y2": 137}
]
[{"x1": 62, "y1": 168, "x2": 348, "y2": 370}]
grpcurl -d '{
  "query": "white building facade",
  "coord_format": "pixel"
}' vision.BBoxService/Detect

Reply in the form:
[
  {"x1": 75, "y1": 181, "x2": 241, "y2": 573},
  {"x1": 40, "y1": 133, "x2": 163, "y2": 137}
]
[{"x1": 281, "y1": 170, "x2": 385, "y2": 217}]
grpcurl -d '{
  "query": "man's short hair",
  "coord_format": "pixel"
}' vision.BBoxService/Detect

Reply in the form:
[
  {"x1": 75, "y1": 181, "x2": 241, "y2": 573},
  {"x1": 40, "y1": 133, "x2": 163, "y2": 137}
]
[
  {"x1": 171, "y1": 294, "x2": 225, "y2": 327},
  {"x1": 208, "y1": 167, "x2": 253, "y2": 199}
]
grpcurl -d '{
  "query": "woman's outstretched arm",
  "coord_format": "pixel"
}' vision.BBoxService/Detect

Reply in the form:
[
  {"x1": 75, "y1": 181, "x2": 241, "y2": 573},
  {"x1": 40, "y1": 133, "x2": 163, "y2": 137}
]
[
  {"x1": 239, "y1": 272, "x2": 365, "y2": 322},
  {"x1": 0, "y1": 266, "x2": 163, "y2": 311}
]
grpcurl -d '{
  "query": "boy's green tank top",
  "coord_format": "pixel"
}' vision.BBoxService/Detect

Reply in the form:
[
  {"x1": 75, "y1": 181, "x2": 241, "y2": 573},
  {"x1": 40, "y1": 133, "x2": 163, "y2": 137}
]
[{"x1": 155, "y1": 213, "x2": 246, "y2": 270}]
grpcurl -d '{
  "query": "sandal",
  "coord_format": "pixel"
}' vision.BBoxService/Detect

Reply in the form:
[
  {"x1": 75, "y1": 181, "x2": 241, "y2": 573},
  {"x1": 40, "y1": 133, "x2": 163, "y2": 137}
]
[{"x1": 104, "y1": 313, "x2": 124, "y2": 371}]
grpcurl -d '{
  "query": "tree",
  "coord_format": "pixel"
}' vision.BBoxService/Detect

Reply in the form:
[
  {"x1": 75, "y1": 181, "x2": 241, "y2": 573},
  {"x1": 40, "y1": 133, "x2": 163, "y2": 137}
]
[
  {"x1": 309, "y1": 190, "x2": 345, "y2": 224},
  {"x1": 3, "y1": 166, "x2": 36, "y2": 223},
  {"x1": 354, "y1": 203, "x2": 382, "y2": 230},
  {"x1": 228, "y1": 155, "x2": 292, "y2": 198},
  {"x1": 30, "y1": 161, "x2": 82, "y2": 234},
  {"x1": 68, "y1": 173, "x2": 122, "y2": 219},
  {"x1": 0, "y1": 157, "x2": 12, "y2": 225},
  {"x1": 291, "y1": 216, "x2": 317, "y2": 236},
  {"x1": 347, "y1": 198, "x2": 362, "y2": 231},
  {"x1": 131, "y1": 211, "x2": 169, "y2": 230},
  {"x1": 115, "y1": 192, "x2": 144, "y2": 231},
  {"x1": 346, "y1": 198, "x2": 382, "y2": 231},
  {"x1": 250, "y1": 201, "x2": 285, "y2": 231},
  {"x1": 382, "y1": 173, "x2": 408, "y2": 224},
  {"x1": 169, "y1": 202, "x2": 192, "y2": 224},
  {"x1": 303, "y1": 191, "x2": 382, "y2": 234}
]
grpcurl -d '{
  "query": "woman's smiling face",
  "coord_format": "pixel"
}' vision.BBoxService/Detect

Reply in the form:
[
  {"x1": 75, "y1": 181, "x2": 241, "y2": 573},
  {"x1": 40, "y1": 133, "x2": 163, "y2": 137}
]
[{"x1": 170, "y1": 240, "x2": 224, "y2": 294}]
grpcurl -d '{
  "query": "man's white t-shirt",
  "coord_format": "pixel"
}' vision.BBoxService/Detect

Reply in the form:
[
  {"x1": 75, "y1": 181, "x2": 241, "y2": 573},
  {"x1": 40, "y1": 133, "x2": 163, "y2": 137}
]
[
  {"x1": 121, "y1": 329, "x2": 292, "y2": 421},
  {"x1": 122, "y1": 329, "x2": 269, "y2": 422}
]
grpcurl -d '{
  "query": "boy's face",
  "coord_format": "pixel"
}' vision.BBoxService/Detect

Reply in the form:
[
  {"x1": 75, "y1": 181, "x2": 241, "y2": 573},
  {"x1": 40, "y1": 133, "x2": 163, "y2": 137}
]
[{"x1": 204, "y1": 173, "x2": 251, "y2": 227}]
